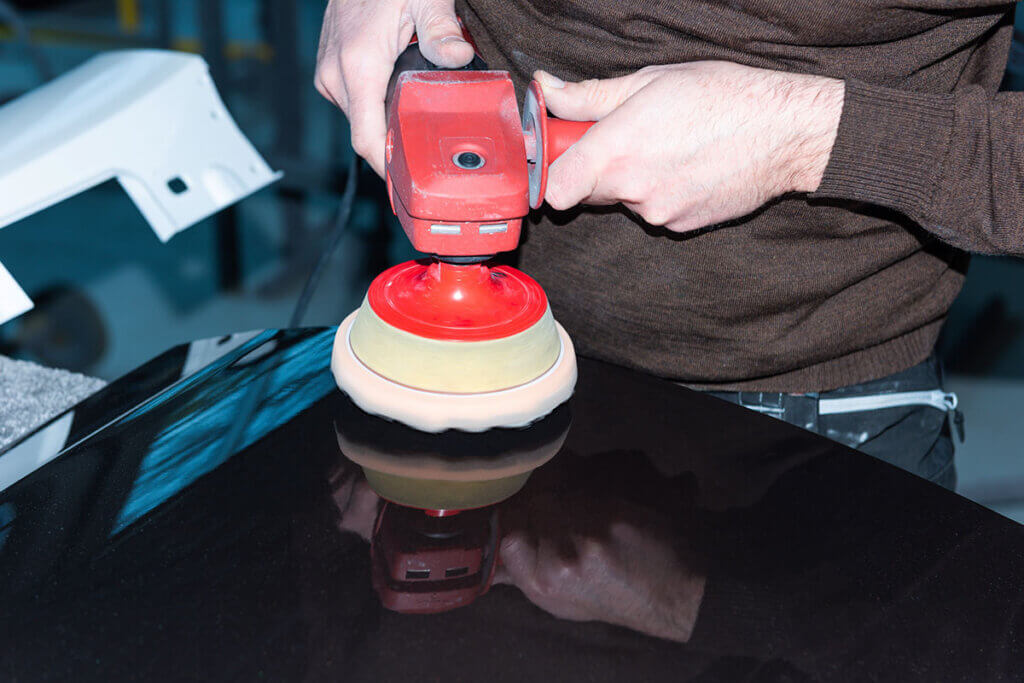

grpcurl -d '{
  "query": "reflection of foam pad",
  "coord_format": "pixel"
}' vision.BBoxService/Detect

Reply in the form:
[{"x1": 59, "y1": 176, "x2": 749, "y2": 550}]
[
  {"x1": 331, "y1": 311, "x2": 576, "y2": 433},
  {"x1": 334, "y1": 397, "x2": 571, "y2": 510}
]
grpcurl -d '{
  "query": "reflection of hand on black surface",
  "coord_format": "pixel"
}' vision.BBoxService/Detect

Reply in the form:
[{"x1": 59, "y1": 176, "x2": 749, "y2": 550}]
[
  {"x1": 329, "y1": 467, "x2": 380, "y2": 542},
  {"x1": 493, "y1": 491, "x2": 705, "y2": 643}
]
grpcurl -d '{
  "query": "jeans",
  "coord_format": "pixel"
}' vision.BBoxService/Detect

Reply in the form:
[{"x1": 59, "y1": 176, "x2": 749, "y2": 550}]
[{"x1": 705, "y1": 356, "x2": 958, "y2": 490}]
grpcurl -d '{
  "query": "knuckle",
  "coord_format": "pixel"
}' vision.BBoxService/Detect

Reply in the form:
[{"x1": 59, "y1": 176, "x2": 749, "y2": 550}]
[
  {"x1": 545, "y1": 181, "x2": 573, "y2": 210},
  {"x1": 534, "y1": 564, "x2": 569, "y2": 597},
  {"x1": 579, "y1": 536, "x2": 609, "y2": 563},
  {"x1": 337, "y1": 44, "x2": 374, "y2": 80},
  {"x1": 616, "y1": 175, "x2": 652, "y2": 204},
  {"x1": 545, "y1": 190, "x2": 567, "y2": 211},
  {"x1": 350, "y1": 131, "x2": 373, "y2": 157},
  {"x1": 640, "y1": 202, "x2": 673, "y2": 227},
  {"x1": 419, "y1": 10, "x2": 459, "y2": 35},
  {"x1": 315, "y1": 61, "x2": 343, "y2": 93},
  {"x1": 579, "y1": 79, "x2": 609, "y2": 108}
]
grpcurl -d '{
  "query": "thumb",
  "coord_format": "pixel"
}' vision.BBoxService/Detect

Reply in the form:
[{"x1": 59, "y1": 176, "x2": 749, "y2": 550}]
[
  {"x1": 413, "y1": 0, "x2": 475, "y2": 68},
  {"x1": 533, "y1": 69, "x2": 650, "y2": 121}
]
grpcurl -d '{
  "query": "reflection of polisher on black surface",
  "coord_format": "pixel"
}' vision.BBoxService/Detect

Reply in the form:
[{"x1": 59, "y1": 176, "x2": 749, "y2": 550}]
[
  {"x1": 371, "y1": 503, "x2": 500, "y2": 615},
  {"x1": 334, "y1": 393, "x2": 570, "y2": 511},
  {"x1": 333, "y1": 393, "x2": 570, "y2": 614},
  {"x1": 331, "y1": 27, "x2": 594, "y2": 433}
]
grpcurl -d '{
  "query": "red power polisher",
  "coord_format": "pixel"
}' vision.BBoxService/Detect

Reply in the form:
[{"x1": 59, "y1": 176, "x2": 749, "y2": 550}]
[{"x1": 332, "y1": 32, "x2": 593, "y2": 433}]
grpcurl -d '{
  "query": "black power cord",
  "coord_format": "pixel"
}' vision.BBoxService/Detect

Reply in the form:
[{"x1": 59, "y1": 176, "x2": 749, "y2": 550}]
[
  {"x1": 216, "y1": 154, "x2": 360, "y2": 463},
  {"x1": 288, "y1": 153, "x2": 359, "y2": 328}
]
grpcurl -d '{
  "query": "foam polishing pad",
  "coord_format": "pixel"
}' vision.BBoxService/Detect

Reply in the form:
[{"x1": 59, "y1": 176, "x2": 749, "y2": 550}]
[{"x1": 331, "y1": 259, "x2": 577, "y2": 432}]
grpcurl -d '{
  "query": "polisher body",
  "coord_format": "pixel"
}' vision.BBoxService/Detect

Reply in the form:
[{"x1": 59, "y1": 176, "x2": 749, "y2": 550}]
[
  {"x1": 332, "y1": 46, "x2": 592, "y2": 433},
  {"x1": 385, "y1": 71, "x2": 528, "y2": 256},
  {"x1": 386, "y1": 70, "x2": 593, "y2": 257}
]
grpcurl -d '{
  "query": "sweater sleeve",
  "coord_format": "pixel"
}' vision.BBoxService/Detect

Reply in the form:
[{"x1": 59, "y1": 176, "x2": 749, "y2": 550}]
[{"x1": 810, "y1": 79, "x2": 1024, "y2": 255}]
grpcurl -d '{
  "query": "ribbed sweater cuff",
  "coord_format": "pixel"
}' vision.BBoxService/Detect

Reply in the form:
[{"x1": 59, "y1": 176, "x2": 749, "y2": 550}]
[{"x1": 811, "y1": 80, "x2": 956, "y2": 222}]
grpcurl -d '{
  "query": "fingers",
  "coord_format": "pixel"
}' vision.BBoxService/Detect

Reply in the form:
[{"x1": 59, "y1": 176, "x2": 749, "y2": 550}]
[
  {"x1": 545, "y1": 123, "x2": 654, "y2": 211},
  {"x1": 538, "y1": 70, "x2": 658, "y2": 210},
  {"x1": 411, "y1": 0, "x2": 474, "y2": 68},
  {"x1": 312, "y1": 0, "x2": 474, "y2": 177},
  {"x1": 544, "y1": 141, "x2": 602, "y2": 210},
  {"x1": 345, "y1": 61, "x2": 391, "y2": 176},
  {"x1": 534, "y1": 69, "x2": 654, "y2": 121},
  {"x1": 336, "y1": 480, "x2": 380, "y2": 541},
  {"x1": 315, "y1": 1, "x2": 398, "y2": 177},
  {"x1": 494, "y1": 531, "x2": 536, "y2": 586},
  {"x1": 491, "y1": 564, "x2": 510, "y2": 585}
]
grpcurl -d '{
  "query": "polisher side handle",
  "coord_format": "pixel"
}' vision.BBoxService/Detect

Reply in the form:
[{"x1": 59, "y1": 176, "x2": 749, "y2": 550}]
[
  {"x1": 547, "y1": 118, "x2": 595, "y2": 162},
  {"x1": 524, "y1": 80, "x2": 597, "y2": 209}
]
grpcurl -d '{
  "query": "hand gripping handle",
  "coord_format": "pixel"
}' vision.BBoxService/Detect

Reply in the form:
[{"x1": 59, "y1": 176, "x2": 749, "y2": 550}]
[
  {"x1": 522, "y1": 80, "x2": 596, "y2": 209},
  {"x1": 384, "y1": 27, "x2": 487, "y2": 115}
]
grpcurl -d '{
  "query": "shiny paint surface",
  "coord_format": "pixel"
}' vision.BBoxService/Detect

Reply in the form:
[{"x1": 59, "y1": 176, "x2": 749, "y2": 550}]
[{"x1": 0, "y1": 328, "x2": 1022, "y2": 681}]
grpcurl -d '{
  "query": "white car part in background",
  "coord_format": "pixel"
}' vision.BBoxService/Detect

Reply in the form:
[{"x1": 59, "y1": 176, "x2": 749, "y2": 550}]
[{"x1": 0, "y1": 49, "x2": 282, "y2": 324}]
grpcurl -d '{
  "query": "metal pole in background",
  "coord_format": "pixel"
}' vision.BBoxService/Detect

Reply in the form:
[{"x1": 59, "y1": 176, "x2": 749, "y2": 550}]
[
  {"x1": 261, "y1": 0, "x2": 312, "y2": 297},
  {"x1": 198, "y1": 0, "x2": 242, "y2": 292}
]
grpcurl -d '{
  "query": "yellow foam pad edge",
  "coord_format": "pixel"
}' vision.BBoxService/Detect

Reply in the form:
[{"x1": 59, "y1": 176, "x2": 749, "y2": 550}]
[
  {"x1": 331, "y1": 311, "x2": 577, "y2": 433},
  {"x1": 349, "y1": 298, "x2": 560, "y2": 393}
]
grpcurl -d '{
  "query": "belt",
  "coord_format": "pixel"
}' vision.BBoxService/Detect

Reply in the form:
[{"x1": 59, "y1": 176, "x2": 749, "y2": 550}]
[{"x1": 707, "y1": 389, "x2": 964, "y2": 441}]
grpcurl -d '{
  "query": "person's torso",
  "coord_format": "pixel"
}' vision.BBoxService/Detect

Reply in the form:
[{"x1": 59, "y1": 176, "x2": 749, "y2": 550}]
[{"x1": 459, "y1": 0, "x2": 1010, "y2": 390}]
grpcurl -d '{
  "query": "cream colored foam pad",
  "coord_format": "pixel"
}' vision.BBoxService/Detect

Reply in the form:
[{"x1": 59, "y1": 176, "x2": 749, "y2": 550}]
[
  {"x1": 348, "y1": 298, "x2": 561, "y2": 393},
  {"x1": 332, "y1": 310, "x2": 577, "y2": 433},
  {"x1": 336, "y1": 427, "x2": 568, "y2": 509}
]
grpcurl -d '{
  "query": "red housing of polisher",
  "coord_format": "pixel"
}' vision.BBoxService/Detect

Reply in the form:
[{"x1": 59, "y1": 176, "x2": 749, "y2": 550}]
[
  {"x1": 385, "y1": 70, "x2": 593, "y2": 257},
  {"x1": 371, "y1": 503, "x2": 499, "y2": 614},
  {"x1": 374, "y1": 58, "x2": 594, "y2": 351},
  {"x1": 331, "y1": 37, "x2": 585, "y2": 434}
]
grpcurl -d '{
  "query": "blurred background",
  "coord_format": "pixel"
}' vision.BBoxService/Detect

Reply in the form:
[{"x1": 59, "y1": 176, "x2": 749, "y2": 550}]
[
  {"x1": 0, "y1": 0, "x2": 417, "y2": 380},
  {"x1": 0, "y1": 1, "x2": 1022, "y2": 521}
]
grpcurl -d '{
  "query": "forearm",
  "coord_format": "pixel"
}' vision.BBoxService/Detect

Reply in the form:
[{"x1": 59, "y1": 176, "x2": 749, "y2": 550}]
[
  {"x1": 777, "y1": 74, "x2": 845, "y2": 195},
  {"x1": 811, "y1": 80, "x2": 1024, "y2": 255}
]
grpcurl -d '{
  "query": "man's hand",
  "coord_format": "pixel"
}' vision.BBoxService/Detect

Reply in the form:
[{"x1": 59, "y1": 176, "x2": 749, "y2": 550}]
[
  {"x1": 536, "y1": 62, "x2": 844, "y2": 233},
  {"x1": 329, "y1": 467, "x2": 380, "y2": 542},
  {"x1": 315, "y1": 0, "x2": 474, "y2": 176},
  {"x1": 494, "y1": 493, "x2": 706, "y2": 643}
]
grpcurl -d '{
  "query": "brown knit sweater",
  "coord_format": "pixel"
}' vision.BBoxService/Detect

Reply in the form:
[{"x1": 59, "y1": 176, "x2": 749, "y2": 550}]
[{"x1": 457, "y1": 0, "x2": 1017, "y2": 391}]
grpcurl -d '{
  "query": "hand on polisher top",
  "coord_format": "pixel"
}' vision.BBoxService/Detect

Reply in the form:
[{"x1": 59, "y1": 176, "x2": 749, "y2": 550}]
[
  {"x1": 536, "y1": 62, "x2": 845, "y2": 233},
  {"x1": 315, "y1": 0, "x2": 474, "y2": 176}
]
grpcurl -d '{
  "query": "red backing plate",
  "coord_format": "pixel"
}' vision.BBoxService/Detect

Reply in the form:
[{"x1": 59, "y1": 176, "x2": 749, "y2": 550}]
[{"x1": 367, "y1": 260, "x2": 548, "y2": 341}]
